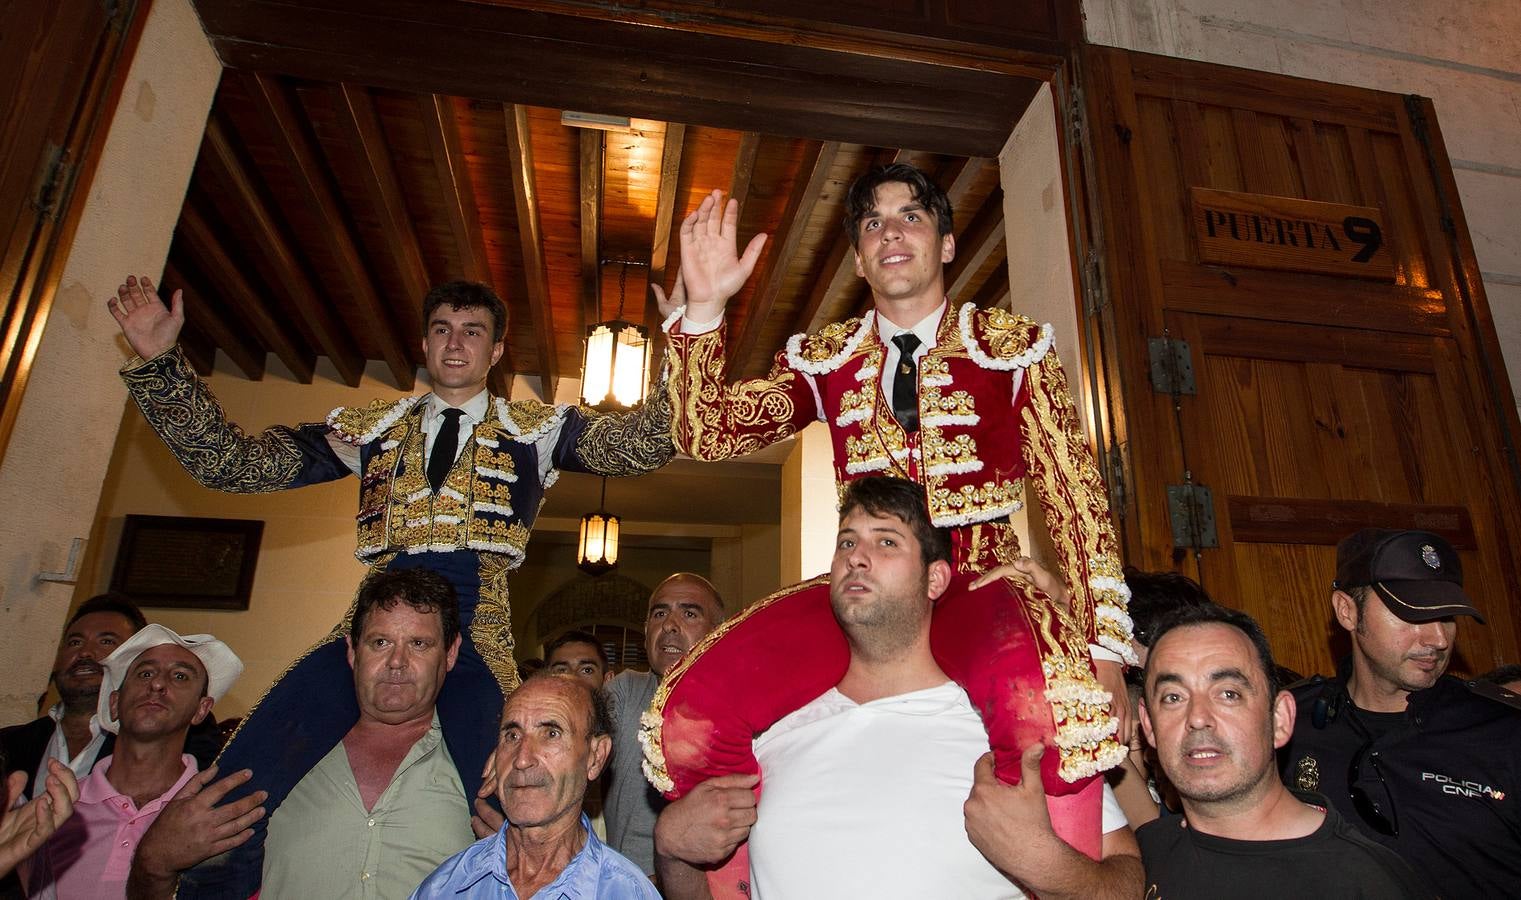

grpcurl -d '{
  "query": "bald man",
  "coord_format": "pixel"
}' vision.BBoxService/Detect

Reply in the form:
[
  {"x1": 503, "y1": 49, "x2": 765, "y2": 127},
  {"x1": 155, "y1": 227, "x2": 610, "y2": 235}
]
[{"x1": 606, "y1": 574, "x2": 724, "y2": 875}]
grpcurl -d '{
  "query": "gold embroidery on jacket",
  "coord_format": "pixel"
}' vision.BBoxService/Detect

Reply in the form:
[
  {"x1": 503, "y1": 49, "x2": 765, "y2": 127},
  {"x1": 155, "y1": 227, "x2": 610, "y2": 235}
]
[
  {"x1": 573, "y1": 383, "x2": 676, "y2": 476},
  {"x1": 668, "y1": 330, "x2": 803, "y2": 460},
  {"x1": 121, "y1": 346, "x2": 303, "y2": 493},
  {"x1": 474, "y1": 552, "x2": 521, "y2": 694},
  {"x1": 1019, "y1": 348, "x2": 1132, "y2": 657}
]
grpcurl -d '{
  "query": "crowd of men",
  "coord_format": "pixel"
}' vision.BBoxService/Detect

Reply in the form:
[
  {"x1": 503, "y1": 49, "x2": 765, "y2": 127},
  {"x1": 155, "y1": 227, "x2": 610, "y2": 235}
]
[
  {"x1": 1, "y1": 159, "x2": 1518, "y2": 898},
  {"x1": 4, "y1": 501, "x2": 1518, "y2": 898}
]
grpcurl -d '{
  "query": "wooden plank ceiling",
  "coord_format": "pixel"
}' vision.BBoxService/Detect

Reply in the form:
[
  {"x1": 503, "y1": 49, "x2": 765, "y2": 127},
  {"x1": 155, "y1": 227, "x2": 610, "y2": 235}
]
[
  {"x1": 168, "y1": 0, "x2": 1046, "y2": 394},
  {"x1": 167, "y1": 71, "x2": 1011, "y2": 393}
]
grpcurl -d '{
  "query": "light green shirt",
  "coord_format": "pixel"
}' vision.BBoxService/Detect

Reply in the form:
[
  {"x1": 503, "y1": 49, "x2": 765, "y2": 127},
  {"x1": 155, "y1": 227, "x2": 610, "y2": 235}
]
[{"x1": 261, "y1": 714, "x2": 473, "y2": 899}]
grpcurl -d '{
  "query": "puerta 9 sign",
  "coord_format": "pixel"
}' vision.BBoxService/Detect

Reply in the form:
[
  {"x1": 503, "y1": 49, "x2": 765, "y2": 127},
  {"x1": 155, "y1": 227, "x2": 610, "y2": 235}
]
[{"x1": 1190, "y1": 187, "x2": 1394, "y2": 280}]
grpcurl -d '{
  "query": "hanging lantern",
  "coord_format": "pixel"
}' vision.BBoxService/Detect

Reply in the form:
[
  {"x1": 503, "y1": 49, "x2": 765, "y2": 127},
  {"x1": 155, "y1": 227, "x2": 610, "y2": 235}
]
[
  {"x1": 580, "y1": 320, "x2": 651, "y2": 411},
  {"x1": 580, "y1": 262, "x2": 651, "y2": 411},
  {"x1": 576, "y1": 477, "x2": 620, "y2": 574}
]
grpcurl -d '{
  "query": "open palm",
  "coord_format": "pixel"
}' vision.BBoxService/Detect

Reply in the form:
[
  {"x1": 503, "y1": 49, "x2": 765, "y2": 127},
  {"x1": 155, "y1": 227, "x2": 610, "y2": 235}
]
[{"x1": 106, "y1": 275, "x2": 184, "y2": 360}]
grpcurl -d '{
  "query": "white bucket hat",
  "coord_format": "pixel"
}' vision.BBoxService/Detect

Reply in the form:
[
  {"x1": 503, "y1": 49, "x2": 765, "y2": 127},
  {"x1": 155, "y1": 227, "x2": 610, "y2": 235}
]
[{"x1": 97, "y1": 623, "x2": 244, "y2": 734}]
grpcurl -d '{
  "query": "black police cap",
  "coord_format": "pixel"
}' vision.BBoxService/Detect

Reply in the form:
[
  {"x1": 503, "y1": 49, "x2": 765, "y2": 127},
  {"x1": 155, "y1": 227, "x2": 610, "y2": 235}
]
[{"x1": 1332, "y1": 528, "x2": 1485, "y2": 624}]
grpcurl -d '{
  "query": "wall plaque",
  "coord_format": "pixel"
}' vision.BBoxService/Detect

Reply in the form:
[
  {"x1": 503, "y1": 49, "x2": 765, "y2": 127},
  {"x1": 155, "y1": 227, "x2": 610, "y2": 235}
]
[
  {"x1": 1191, "y1": 187, "x2": 1394, "y2": 280},
  {"x1": 110, "y1": 515, "x2": 263, "y2": 610}
]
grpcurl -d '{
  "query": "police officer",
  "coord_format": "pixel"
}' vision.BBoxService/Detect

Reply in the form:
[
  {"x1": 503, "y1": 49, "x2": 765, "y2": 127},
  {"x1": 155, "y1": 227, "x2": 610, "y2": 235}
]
[{"x1": 1281, "y1": 529, "x2": 1521, "y2": 899}]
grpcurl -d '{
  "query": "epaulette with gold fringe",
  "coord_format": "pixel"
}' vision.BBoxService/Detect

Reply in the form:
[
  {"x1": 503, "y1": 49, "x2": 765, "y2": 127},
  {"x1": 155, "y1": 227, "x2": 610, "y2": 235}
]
[
  {"x1": 958, "y1": 303, "x2": 1054, "y2": 371},
  {"x1": 327, "y1": 396, "x2": 422, "y2": 445}
]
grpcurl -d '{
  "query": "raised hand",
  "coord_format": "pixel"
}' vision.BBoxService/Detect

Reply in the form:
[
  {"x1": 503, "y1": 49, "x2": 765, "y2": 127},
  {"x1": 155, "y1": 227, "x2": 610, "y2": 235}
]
[
  {"x1": 650, "y1": 268, "x2": 687, "y2": 324},
  {"x1": 106, "y1": 275, "x2": 184, "y2": 360},
  {"x1": 127, "y1": 766, "x2": 266, "y2": 900},
  {"x1": 0, "y1": 761, "x2": 78, "y2": 878},
  {"x1": 676, "y1": 190, "x2": 767, "y2": 322}
]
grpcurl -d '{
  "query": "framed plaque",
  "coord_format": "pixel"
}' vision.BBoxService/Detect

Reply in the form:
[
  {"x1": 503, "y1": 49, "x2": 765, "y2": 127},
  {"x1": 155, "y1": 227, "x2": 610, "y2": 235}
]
[{"x1": 110, "y1": 515, "x2": 264, "y2": 610}]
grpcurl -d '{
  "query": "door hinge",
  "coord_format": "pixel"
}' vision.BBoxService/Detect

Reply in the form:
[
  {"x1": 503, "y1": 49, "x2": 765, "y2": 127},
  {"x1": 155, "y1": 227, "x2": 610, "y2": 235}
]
[
  {"x1": 1067, "y1": 80, "x2": 1085, "y2": 147},
  {"x1": 1107, "y1": 447, "x2": 1128, "y2": 519},
  {"x1": 32, "y1": 144, "x2": 75, "y2": 221},
  {"x1": 1148, "y1": 337, "x2": 1196, "y2": 395},
  {"x1": 1082, "y1": 249, "x2": 1107, "y2": 316},
  {"x1": 1166, "y1": 483, "x2": 1219, "y2": 550}
]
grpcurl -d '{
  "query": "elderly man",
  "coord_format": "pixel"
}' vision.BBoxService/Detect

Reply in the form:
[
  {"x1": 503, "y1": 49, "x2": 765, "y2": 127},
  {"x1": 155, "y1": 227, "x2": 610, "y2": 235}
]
[
  {"x1": 656, "y1": 477, "x2": 1140, "y2": 900},
  {"x1": 1137, "y1": 604, "x2": 1429, "y2": 898},
  {"x1": 1281, "y1": 529, "x2": 1521, "y2": 899},
  {"x1": 414, "y1": 674, "x2": 657, "y2": 898},
  {"x1": 25, "y1": 625, "x2": 242, "y2": 899},
  {"x1": 130, "y1": 567, "x2": 475, "y2": 898}
]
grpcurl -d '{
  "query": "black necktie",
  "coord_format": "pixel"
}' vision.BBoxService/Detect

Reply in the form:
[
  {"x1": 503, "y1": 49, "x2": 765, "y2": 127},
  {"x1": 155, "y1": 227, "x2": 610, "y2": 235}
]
[
  {"x1": 428, "y1": 408, "x2": 464, "y2": 493},
  {"x1": 891, "y1": 332, "x2": 921, "y2": 434}
]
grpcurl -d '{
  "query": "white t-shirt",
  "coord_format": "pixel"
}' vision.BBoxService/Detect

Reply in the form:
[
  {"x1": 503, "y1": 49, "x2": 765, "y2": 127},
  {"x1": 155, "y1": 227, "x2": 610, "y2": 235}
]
[{"x1": 748, "y1": 681, "x2": 1126, "y2": 900}]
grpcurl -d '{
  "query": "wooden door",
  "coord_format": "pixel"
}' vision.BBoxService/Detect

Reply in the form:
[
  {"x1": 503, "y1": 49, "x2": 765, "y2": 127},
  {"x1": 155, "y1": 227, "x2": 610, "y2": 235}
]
[
  {"x1": 1078, "y1": 46, "x2": 1521, "y2": 677},
  {"x1": 0, "y1": 0, "x2": 148, "y2": 460}
]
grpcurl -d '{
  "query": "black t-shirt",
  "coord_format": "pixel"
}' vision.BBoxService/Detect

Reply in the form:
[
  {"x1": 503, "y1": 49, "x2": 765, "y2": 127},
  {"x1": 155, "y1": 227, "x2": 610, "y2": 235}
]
[{"x1": 1137, "y1": 792, "x2": 1433, "y2": 900}]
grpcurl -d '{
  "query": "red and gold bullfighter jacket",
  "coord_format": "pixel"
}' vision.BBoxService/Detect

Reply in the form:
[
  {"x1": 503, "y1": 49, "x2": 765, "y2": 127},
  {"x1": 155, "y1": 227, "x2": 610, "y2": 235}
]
[{"x1": 664, "y1": 300, "x2": 1135, "y2": 663}]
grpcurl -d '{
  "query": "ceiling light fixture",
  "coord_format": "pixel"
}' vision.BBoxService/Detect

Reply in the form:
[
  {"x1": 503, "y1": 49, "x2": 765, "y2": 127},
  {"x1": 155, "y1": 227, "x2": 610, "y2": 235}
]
[
  {"x1": 580, "y1": 261, "x2": 651, "y2": 411},
  {"x1": 576, "y1": 476, "x2": 620, "y2": 575}
]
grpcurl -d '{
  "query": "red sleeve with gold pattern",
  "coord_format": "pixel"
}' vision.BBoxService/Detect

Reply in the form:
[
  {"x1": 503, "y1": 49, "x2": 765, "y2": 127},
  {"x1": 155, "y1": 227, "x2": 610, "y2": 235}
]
[
  {"x1": 665, "y1": 322, "x2": 819, "y2": 461},
  {"x1": 1013, "y1": 337, "x2": 1136, "y2": 664}
]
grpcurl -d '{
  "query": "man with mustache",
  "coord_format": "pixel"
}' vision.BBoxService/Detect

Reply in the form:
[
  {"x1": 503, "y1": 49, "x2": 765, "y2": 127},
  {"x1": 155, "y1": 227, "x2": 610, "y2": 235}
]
[
  {"x1": 3, "y1": 596, "x2": 145, "y2": 804},
  {"x1": 469, "y1": 575, "x2": 725, "y2": 880},
  {"x1": 129, "y1": 567, "x2": 475, "y2": 898},
  {"x1": 24, "y1": 624, "x2": 242, "y2": 899},
  {"x1": 1137, "y1": 603, "x2": 1429, "y2": 898},
  {"x1": 1280, "y1": 529, "x2": 1521, "y2": 899},
  {"x1": 413, "y1": 674, "x2": 658, "y2": 899},
  {"x1": 2, "y1": 596, "x2": 223, "y2": 803}
]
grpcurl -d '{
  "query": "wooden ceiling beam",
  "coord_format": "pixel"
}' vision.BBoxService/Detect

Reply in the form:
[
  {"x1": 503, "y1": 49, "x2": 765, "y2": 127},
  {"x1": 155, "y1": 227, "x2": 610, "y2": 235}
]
[
  {"x1": 940, "y1": 156, "x2": 988, "y2": 211},
  {"x1": 795, "y1": 235, "x2": 856, "y2": 335},
  {"x1": 504, "y1": 103, "x2": 558, "y2": 401},
  {"x1": 970, "y1": 260, "x2": 1011, "y2": 309},
  {"x1": 332, "y1": 83, "x2": 430, "y2": 336},
  {"x1": 945, "y1": 189, "x2": 1005, "y2": 301},
  {"x1": 641, "y1": 122, "x2": 686, "y2": 378},
  {"x1": 164, "y1": 258, "x2": 267, "y2": 380},
  {"x1": 805, "y1": 147, "x2": 918, "y2": 331},
  {"x1": 243, "y1": 72, "x2": 415, "y2": 389},
  {"x1": 178, "y1": 202, "x2": 315, "y2": 383},
  {"x1": 648, "y1": 123, "x2": 687, "y2": 292},
  {"x1": 727, "y1": 132, "x2": 762, "y2": 214},
  {"x1": 178, "y1": 323, "x2": 216, "y2": 376},
  {"x1": 194, "y1": 0, "x2": 1041, "y2": 157},
  {"x1": 420, "y1": 93, "x2": 508, "y2": 396},
  {"x1": 422, "y1": 93, "x2": 492, "y2": 286},
  {"x1": 201, "y1": 114, "x2": 366, "y2": 387},
  {"x1": 732, "y1": 140, "x2": 840, "y2": 375},
  {"x1": 579, "y1": 128, "x2": 604, "y2": 332}
]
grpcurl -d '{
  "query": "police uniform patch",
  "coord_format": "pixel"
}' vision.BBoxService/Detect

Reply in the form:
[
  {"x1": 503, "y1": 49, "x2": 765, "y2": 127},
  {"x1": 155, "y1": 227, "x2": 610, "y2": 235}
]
[
  {"x1": 1294, "y1": 755, "x2": 1321, "y2": 792},
  {"x1": 1421, "y1": 544, "x2": 1440, "y2": 569}
]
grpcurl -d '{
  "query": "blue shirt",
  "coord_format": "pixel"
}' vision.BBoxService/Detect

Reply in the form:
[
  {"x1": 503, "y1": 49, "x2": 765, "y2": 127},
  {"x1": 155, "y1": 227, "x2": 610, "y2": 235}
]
[{"x1": 410, "y1": 814, "x2": 660, "y2": 899}]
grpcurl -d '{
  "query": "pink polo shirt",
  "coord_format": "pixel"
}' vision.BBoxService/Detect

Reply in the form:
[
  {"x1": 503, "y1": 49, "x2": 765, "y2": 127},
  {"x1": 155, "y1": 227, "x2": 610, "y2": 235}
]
[{"x1": 25, "y1": 754, "x2": 197, "y2": 900}]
